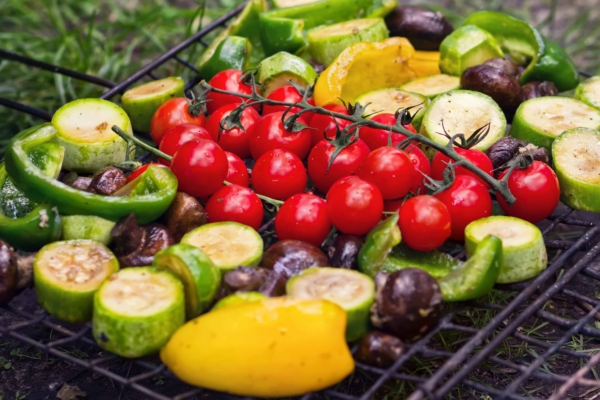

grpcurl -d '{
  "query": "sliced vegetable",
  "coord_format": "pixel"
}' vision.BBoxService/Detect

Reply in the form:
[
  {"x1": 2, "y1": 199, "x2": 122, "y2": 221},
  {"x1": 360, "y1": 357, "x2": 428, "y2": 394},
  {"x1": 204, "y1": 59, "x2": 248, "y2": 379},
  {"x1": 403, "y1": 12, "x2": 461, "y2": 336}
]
[
  {"x1": 181, "y1": 222, "x2": 263, "y2": 272},
  {"x1": 575, "y1": 76, "x2": 600, "y2": 109},
  {"x1": 93, "y1": 267, "x2": 185, "y2": 358},
  {"x1": 438, "y1": 235, "x2": 502, "y2": 301},
  {"x1": 153, "y1": 244, "x2": 221, "y2": 319},
  {"x1": 439, "y1": 25, "x2": 503, "y2": 76},
  {"x1": 510, "y1": 97, "x2": 600, "y2": 151},
  {"x1": 197, "y1": 36, "x2": 252, "y2": 81},
  {"x1": 307, "y1": 18, "x2": 389, "y2": 67},
  {"x1": 121, "y1": 77, "x2": 185, "y2": 134},
  {"x1": 378, "y1": 243, "x2": 461, "y2": 279},
  {"x1": 420, "y1": 90, "x2": 506, "y2": 155},
  {"x1": 256, "y1": 52, "x2": 317, "y2": 97},
  {"x1": 400, "y1": 74, "x2": 460, "y2": 98},
  {"x1": 61, "y1": 215, "x2": 116, "y2": 245},
  {"x1": 552, "y1": 128, "x2": 600, "y2": 212},
  {"x1": 34, "y1": 240, "x2": 119, "y2": 322},
  {"x1": 355, "y1": 88, "x2": 429, "y2": 131},
  {"x1": 465, "y1": 216, "x2": 547, "y2": 284},
  {"x1": 212, "y1": 291, "x2": 267, "y2": 311},
  {"x1": 51, "y1": 99, "x2": 133, "y2": 173},
  {"x1": 357, "y1": 215, "x2": 401, "y2": 278},
  {"x1": 287, "y1": 267, "x2": 375, "y2": 341},
  {"x1": 160, "y1": 298, "x2": 354, "y2": 397}
]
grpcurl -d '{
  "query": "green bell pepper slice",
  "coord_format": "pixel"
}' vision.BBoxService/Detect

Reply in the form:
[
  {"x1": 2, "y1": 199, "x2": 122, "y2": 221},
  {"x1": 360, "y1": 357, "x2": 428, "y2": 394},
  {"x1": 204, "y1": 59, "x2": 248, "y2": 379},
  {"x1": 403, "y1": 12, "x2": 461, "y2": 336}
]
[
  {"x1": 438, "y1": 235, "x2": 502, "y2": 302},
  {"x1": 197, "y1": 36, "x2": 253, "y2": 81},
  {"x1": 462, "y1": 11, "x2": 579, "y2": 91},
  {"x1": 357, "y1": 214, "x2": 401, "y2": 278},
  {"x1": 5, "y1": 124, "x2": 178, "y2": 224},
  {"x1": 378, "y1": 243, "x2": 461, "y2": 279}
]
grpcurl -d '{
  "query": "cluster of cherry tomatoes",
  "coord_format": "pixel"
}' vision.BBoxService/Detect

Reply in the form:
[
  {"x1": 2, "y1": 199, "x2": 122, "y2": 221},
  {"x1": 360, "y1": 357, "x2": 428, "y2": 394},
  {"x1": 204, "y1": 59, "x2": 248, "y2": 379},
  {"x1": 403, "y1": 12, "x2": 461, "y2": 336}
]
[{"x1": 131, "y1": 69, "x2": 561, "y2": 252}]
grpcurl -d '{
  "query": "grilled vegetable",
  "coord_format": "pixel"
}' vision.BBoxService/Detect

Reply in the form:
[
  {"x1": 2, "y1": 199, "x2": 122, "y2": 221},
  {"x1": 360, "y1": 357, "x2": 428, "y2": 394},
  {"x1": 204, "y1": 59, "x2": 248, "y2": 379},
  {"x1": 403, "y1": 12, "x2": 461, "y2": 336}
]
[
  {"x1": 327, "y1": 235, "x2": 363, "y2": 269},
  {"x1": 93, "y1": 267, "x2": 185, "y2": 358},
  {"x1": 197, "y1": 36, "x2": 252, "y2": 81},
  {"x1": 520, "y1": 81, "x2": 558, "y2": 102},
  {"x1": 400, "y1": 74, "x2": 460, "y2": 98},
  {"x1": 256, "y1": 52, "x2": 317, "y2": 97},
  {"x1": 439, "y1": 25, "x2": 503, "y2": 76},
  {"x1": 575, "y1": 76, "x2": 600, "y2": 109},
  {"x1": 287, "y1": 267, "x2": 375, "y2": 341},
  {"x1": 260, "y1": 240, "x2": 328, "y2": 279},
  {"x1": 0, "y1": 241, "x2": 17, "y2": 305},
  {"x1": 385, "y1": 5, "x2": 453, "y2": 50},
  {"x1": 218, "y1": 266, "x2": 286, "y2": 298},
  {"x1": 460, "y1": 64, "x2": 522, "y2": 116},
  {"x1": 88, "y1": 167, "x2": 127, "y2": 196},
  {"x1": 212, "y1": 291, "x2": 267, "y2": 311},
  {"x1": 377, "y1": 243, "x2": 461, "y2": 279},
  {"x1": 485, "y1": 137, "x2": 550, "y2": 177},
  {"x1": 358, "y1": 215, "x2": 401, "y2": 278},
  {"x1": 356, "y1": 331, "x2": 404, "y2": 368},
  {"x1": 34, "y1": 240, "x2": 119, "y2": 322},
  {"x1": 355, "y1": 88, "x2": 428, "y2": 130},
  {"x1": 162, "y1": 192, "x2": 208, "y2": 243},
  {"x1": 61, "y1": 215, "x2": 116, "y2": 245},
  {"x1": 483, "y1": 58, "x2": 519, "y2": 78}
]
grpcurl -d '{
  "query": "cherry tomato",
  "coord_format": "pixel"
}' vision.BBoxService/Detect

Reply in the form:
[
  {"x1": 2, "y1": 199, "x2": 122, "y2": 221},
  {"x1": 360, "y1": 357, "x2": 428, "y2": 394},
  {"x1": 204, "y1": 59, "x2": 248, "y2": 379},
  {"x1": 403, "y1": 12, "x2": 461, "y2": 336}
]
[
  {"x1": 252, "y1": 149, "x2": 307, "y2": 200},
  {"x1": 263, "y1": 85, "x2": 316, "y2": 122},
  {"x1": 309, "y1": 104, "x2": 353, "y2": 147},
  {"x1": 406, "y1": 144, "x2": 431, "y2": 194},
  {"x1": 171, "y1": 139, "x2": 228, "y2": 198},
  {"x1": 225, "y1": 151, "x2": 250, "y2": 187},
  {"x1": 205, "y1": 103, "x2": 260, "y2": 159},
  {"x1": 150, "y1": 98, "x2": 206, "y2": 145},
  {"x1": 326, "y1": 176, "x2": 383, "y2": 235},
  {"x1": 431, "y1": 148, "x2": 494, "y2": 189},
  {"x1": 359, "y1": 147, "x2": 415, "y2": 200},
  {"x1": 496, "y1": 161, "x2": 560, "y2": 223},
  {"x1": 308, "y1": 138, "x2": 370, "y2": 194},
  {"x1": 275, "y1": 193, "x2": 332, "y2": 247},
  {"x1": 384, "y1": 199, "x2": 403, "y2": 215},
  {"x1": 127, "y1": 162, "x2": 163, "y2": 183},
  {"x1": 434, "y1": 175, "x2": 492, "y2": 241},
  {"x1": 205, "y1": 69, "x2": 256, "y2": 114},
  {"x1": 249, "y1": 111, "x2": 312, "y2": 161},
  {"x1": 206, "y1": 184, "x2": 264, "y2": 230},
  {"x1": 158, "y1": 123, "x2": 213, "y2": 166},
  {"x1": 358, "y1": 113, "x2": 416, "y2": 151},
  {"x1": 399, "y1": 195, "x2": 451, "y2": 251}
]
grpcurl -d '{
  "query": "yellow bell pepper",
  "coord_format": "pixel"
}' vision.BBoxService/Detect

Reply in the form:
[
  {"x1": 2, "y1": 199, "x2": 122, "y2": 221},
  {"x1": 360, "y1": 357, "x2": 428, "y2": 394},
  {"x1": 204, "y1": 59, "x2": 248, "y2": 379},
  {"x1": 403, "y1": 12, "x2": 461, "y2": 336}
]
[
  {"x1": 160, "y1": 298, "x2": 354, "y2": 397},
  {"x1": 313, "y1": 37, "x2": 441, "y2": 106}
]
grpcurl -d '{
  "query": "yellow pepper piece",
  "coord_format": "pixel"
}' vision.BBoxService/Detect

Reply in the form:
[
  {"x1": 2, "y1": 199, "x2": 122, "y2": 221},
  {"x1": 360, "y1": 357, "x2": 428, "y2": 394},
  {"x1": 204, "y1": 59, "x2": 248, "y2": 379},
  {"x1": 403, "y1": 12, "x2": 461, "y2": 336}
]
[
  {"x1": 409, "y1": 51, "x2": 442, "y2": 76},
  {"x1": 160, "y1": 298, "x2": 354, "y2": 397}
]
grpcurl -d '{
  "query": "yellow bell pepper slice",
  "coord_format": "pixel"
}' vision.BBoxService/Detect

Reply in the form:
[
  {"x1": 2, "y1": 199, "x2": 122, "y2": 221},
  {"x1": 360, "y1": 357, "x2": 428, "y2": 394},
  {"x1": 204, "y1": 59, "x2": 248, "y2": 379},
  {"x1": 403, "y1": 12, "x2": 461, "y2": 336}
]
[
  {"x1": 160, "y1": 298, "x2": 354, "y2": 397},
  {"x1": 313, "y1": 37, "x2": 441, "y2": 106}
]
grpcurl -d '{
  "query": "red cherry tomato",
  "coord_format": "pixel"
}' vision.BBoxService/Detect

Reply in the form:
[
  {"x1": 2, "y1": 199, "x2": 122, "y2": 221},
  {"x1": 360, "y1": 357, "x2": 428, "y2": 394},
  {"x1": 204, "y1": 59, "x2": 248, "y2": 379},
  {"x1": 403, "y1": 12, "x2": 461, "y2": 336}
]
[
  {"x1": 434, "y1": 175, "x2": 492, "y2": 241},
  {"x1": 252, "y1": 149, "x2": 307, "y2": 200},
  {"x1": 170, "y1": 139, "x2": 228, "y2": 198},
  {"x1": 225, "y1": 152, "x2": 250, "y2": 187},
  {"x1": 150, "y1": 98, "x2": 206, "y2": 145},
  {"x1": 309, "y1": 104, "x2": 353, "y2": 147},
  {"x1": 326, "y1": 176, "x2": 383, "y2": 235},
  {"x1": 399, "y1": 195, "x2": 451, "y2": 251},
  {"x1": 308, "y1": 138, "x2": 370, "y2": 194},
  {"x1": 248, "y1": 111, "x2": 312, "y2": 161},
  {"x1": 358, "y1": 113, "x2": 416, "y2": 151},
  {"x1": 205, "y1": 103, "x2": 260, "y2": 159},
  {"x1": 127, "y1": 162, "x2": 163, "y2": 183},
  {"x1": 275, "y1": 193, "x2": 332, "y2": 247},
  {"x1": 496, "y1": 161, "x2": 560, "y2": 223},
  {"x1": 384, "y1": 199, "x2": 403, "y2": 215},
  {"x1": 359, "y1": 147, "x2": 415, "y2": 200},
  {"x1": 158, "y1": 123, "x2": 212, "y2": 166},
  {"x1": 406, "y1": 144, "x2": 431, "y2": 194},
  {"x1": 431, "y1": 148, "x2": 494, "y2": 189},
  {"x1": 206, "y1": 184, "x2": 264, "y2": 230},
  {"x1": 205, "y1": 69, "x2": 256, "y2": 114},
  {"x1": 263, "y1": 85, "x2": 316, "y2": 122}
]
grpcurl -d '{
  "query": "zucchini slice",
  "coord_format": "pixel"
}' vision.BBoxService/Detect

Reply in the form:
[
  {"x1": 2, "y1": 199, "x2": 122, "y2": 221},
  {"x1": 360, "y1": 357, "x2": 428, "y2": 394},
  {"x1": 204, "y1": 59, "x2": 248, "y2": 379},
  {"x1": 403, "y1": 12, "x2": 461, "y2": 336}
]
[
  {"x1": 121, "y1": 77, "x2": 185, "y2": 134},
  {"x1": 552, "y1": 127, "x2": 600, "y2": 212},
  {"x1": 153, "y1": 244, "x2": 222, "y2": 319},
  {"x1": 510, "y1": 97, "x2": 600, "y2": 151},
  {"x1": 61, "y1": 215, "x2": 116, "y2": 245},
  {"x1": 34, "y1": 240, "x2": 119, "y2": 322},
  {"x1": 52, "y1": 99, "x2": 134, "y2": 173},
  {"x1": 181, "y1": 222, "x2": 263, "y2": 272},
  {"x1": 355, "y1": 88, "x2": 429, "y2": 131},
  {"x1": 286, "y1": 267, "x2": 374, "y2": 341},
  {"x1": 439, "y1": 25, "x2": 504, "y2": 76},
  {"x1": 465, "y1": 216, "x2": 547, "y2": 284},
  {"x1": 420, "y1": 90, "x2": 506, "y2": 156},
  {"x1": 307, "y1": 18, "x2": 389, "y2": 67},
  {"x1": 256, "y1": 52, "x2": 318, "y2": 97},
  {"x1": 400, "y1": 74, "x2": 461, "y2": 98},
  {"x1": 575, "y1": 76, "x2": 600, "y2": 109},
  {"x1": 93, "y1": 267, "x2": 185, "y2": 358},
  {"x1": 212, "y1": 292, "x2": 267, "y2": 311}
]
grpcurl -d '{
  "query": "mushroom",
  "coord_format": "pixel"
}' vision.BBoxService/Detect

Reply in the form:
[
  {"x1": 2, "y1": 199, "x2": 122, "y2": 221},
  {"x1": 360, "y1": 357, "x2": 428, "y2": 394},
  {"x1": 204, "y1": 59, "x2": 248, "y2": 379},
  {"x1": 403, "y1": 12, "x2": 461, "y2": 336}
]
[
  {"x1": 217, "y1": 266, "x2": 286, "y2": 299},
  {"x1": 89, "y1": 167, "x2": 128, "y2": 196},
  {"x1": 0, "y1": 240, "x2": 18, "y2": 305},
  {"x1": 327, "y1": 234, "x2": 364, "y2": 269},
  {"x1": 162, "y1": 192, "x2": 208, "y2": 242},
  {"x1": 385, "y1": 6, "x2": 454, "y2": 51},
  {"x1": 260, "y1": 240, "x2": 329, "y2": 279}
]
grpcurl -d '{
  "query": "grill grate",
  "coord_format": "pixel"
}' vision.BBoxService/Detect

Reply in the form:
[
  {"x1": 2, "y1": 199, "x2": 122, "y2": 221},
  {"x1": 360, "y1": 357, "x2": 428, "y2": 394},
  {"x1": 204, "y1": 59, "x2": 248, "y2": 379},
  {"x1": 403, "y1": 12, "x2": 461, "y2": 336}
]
[{"x1": 2, "y1": 3, "x2": 600, "y2": 399}]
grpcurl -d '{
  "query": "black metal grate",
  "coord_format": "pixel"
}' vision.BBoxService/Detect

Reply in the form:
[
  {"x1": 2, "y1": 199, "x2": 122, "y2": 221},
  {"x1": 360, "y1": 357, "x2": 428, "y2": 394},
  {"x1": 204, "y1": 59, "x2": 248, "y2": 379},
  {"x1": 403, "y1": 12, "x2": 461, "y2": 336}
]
[{"x1": 3, "y1": 3, "x2": 600, "y2": 399}]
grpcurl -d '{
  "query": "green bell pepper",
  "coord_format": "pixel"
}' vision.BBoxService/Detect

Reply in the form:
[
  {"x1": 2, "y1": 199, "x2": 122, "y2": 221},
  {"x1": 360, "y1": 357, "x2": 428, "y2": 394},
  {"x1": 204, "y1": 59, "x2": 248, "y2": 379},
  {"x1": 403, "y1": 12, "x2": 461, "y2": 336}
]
[
  {"x1": 378, "y1": 243, "x2": 461, "y2": 279},
  {"x1": 198, "y1": 36, "x2": 253, "y2": 81},
  {"x1": 357, "y1": 214, "x2": 401, "y2": 278},
  {"x1": 461, "y1": 11, "x2": 579, "y2": 92},
  {"x1": 5, "y1": 124, "x2": 178, "y2": 224},
  {"x1": 438, "y1": 235, "x2": 502, "y2": 302}
]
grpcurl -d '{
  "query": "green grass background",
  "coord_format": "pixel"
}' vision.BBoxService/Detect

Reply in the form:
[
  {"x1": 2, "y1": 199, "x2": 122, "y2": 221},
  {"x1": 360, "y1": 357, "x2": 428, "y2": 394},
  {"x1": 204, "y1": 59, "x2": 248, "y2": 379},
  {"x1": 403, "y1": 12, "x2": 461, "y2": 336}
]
[{"x1": 1, "y1": 0, "x2": 599, "y2": 156}]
